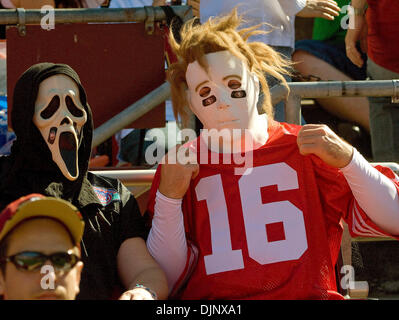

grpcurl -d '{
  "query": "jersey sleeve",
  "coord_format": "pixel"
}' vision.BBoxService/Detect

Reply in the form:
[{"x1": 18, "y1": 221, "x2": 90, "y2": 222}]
[
  {"x1": 345, "y1": 164, "x2": 399, "y2": 239},
  {"x1": 146, "y1": 164, "x2": 162, "y2": 222},
  {"x1": 311, "y1": 156, "x2": 399, "y2": 240},
  {"x1": 168, "y1": 239, "x2": 199, "y2": 298}
]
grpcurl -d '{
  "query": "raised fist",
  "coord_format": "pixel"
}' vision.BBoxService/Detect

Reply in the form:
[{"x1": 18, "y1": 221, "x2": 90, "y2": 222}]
[
  {"x1": 158, "y1": 144, "x2": 199, "y2": 199},
  {"x1": 297, "y1": 124, "x2": 354, "y2": 168}
]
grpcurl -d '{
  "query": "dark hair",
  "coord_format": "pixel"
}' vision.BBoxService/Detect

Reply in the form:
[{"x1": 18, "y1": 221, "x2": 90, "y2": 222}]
[
  {"x1": 0, "y1": 236, "x2": 9, "y2": 275},
  {"x1": 54, "y1": 0, "x2": 85, "y2": 8}
]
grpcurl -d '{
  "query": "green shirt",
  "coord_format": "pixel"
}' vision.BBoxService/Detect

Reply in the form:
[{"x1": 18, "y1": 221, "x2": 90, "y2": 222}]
[{"x1": 312, "y1": 0, "x2": 350, "y2": 42}]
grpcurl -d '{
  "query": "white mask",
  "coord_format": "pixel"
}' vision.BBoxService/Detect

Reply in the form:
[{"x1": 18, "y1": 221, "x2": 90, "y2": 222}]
[
  {"x1": 33, "y1": 74, "x2": 87, "y2": 181},
  {"x1": 185, "y1": 50, "x2": 268, "y2": 153}
]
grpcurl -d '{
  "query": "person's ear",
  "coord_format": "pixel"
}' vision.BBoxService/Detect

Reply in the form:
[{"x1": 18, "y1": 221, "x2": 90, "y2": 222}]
[
  {"x1": 0, "y1": 271, "x2": 5, "y2": 298},
  {"x1": 73, "y1": 261, "x2": 84, "y2": 297}
]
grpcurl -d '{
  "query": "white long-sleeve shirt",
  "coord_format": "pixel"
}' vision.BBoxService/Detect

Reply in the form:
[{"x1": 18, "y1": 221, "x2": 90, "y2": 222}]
[{"x1": 200, "y1": 0, "x2": 307, "y2": 48}]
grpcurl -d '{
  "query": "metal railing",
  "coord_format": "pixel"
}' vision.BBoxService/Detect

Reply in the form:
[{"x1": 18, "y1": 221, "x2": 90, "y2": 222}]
[
  {"x1": 0, "y1": 6, "x2": 193, "y2": 25},
  {"x1": 270, "y1": 80, "x2": 399, "y2": 124},
  {"x1": 92, "y1": 82, "x2": 171, "y2": 148},
  {"x1": 93, "y1": 163, "x2": 399, "y2": 186},
  {"x1": 92, "y1": 79, "x2": 399, "y2": 146},
  {"x1": 92, "y1": 169, "x2": 156, "y2": 186}
]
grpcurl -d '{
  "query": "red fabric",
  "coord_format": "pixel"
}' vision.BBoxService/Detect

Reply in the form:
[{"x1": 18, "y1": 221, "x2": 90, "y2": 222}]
[
  {"x1": 0, "y1": 194, "x2": 45, "y2": 232},
  {"x1": 366, "y1": 0, "x2": 399, "y2": 73},
  {"x1": 147, "y1": 120, "x2": 399, "y2": 300},
  {"x1": 6, "y1": 23, "x2": 165, "y2": 129},
  {"x1": 164, "y1": 26, "x2": 178, "y2": 67}
]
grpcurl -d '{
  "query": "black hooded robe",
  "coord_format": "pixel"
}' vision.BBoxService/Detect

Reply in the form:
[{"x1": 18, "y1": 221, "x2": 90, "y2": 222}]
[{"x1": 0, "y1": 63, "x2": 148, "y2": 299}]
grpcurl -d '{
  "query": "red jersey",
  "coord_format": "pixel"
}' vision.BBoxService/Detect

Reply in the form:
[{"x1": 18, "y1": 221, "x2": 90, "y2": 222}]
[
  {"x1": 147, "y1": 120, "x2": 399, "y2": 300},
  {"x1": 366, "y1": 0, "x2": 399, "y2": 73}
]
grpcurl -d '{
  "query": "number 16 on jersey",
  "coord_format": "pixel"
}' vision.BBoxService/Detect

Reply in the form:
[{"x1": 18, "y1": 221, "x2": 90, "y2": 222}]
[{"x1": 195, "y1": 163, "x2": 309, "y2": 275}]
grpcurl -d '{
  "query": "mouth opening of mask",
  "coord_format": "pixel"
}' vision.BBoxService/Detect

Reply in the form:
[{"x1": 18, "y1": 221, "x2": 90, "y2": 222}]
[{"x1": 59, "y1": 131, "x2": 77, "y2": 177}]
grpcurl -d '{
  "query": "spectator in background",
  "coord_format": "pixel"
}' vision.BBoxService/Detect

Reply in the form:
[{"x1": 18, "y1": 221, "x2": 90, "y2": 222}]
[
  {"x1": 292, "y1": 0, "x2": 370, "y2": 133},
  {"x1": 0, "y1": 194, "x2": 84, "y2": 300},
  {"x1": 346, "y1": 0, "x2": 399, "y2": 163},
  {"x1": 194, "y1": 0, "x2": 341, "y2": 123}
]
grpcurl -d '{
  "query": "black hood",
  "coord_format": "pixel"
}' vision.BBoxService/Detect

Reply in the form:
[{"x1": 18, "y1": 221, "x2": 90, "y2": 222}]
[{"x1": 0, "y1": 63, "x2": 99, "y2": 210}]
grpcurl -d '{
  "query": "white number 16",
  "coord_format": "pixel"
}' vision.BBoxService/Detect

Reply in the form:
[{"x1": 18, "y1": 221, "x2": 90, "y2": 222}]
[{"x1": 195, "y1": 163, "x2": 308, "y2": 275}]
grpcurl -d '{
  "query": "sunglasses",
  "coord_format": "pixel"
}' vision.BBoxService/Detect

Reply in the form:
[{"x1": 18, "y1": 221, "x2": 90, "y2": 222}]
[{"x1": 0, "y1": 250, "x2": 80, "y2": 272}]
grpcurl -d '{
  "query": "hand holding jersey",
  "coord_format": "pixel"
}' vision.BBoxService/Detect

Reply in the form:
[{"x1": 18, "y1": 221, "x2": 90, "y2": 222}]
[{"x1": 297, "y1": 124, "x2": 354, "y2": 169}]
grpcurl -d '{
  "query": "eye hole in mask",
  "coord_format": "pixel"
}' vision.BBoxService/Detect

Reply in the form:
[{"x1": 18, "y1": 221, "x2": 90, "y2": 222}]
[
  {"x1": 48, "y1": 127, "x2": 57, "y2": 145},
  {"x1": 40, "y1": 95, "x2": 60, "y2": 119},
  {"x1": 202, "y1": 95, "x2": 217, "y2": 107},
  {"x1": 199, "y1": 86, "x2": 216, "y2": 107},
  {"x1": 65, "y1": 96, "x2": 84, "y2": 117},
  {"x1": 227, "y1": 79, "x2": 241, "y2": 90},
  {"x1": 227, "y1": 79, "x2": 246, "y2": 98},
  {"x1": 199, "y1": 86, "x2": 211, "y2": 97},
  {"x1": 231, "y1": 90, "x2": 246, "y2": 99}
]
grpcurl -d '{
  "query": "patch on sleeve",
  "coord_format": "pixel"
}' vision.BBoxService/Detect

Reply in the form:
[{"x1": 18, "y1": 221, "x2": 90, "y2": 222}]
[{"x1": 93, "y1": 186, "x2": 121, "y2": 206}]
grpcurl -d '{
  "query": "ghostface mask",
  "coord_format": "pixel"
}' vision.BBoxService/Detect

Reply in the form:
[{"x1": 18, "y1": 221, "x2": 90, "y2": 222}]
[{"x1": 33, "y1": 74, "x2": 87, "y2": 181}]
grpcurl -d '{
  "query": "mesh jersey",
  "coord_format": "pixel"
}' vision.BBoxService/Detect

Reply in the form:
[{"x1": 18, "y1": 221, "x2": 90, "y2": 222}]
[{"x1": 147, "y1": 120, "x2": 399, "y2": 300}]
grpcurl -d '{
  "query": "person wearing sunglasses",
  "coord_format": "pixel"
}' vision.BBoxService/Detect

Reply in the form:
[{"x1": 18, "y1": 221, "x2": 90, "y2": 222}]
[{"x1": 0, "y1": 194, "x2": 84, "y2": 300}]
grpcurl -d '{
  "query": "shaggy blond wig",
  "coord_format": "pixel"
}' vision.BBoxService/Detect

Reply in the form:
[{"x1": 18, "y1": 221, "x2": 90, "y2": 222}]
[{"x1": 167, "y1": 8, "x2": 292, "y2": 127}]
